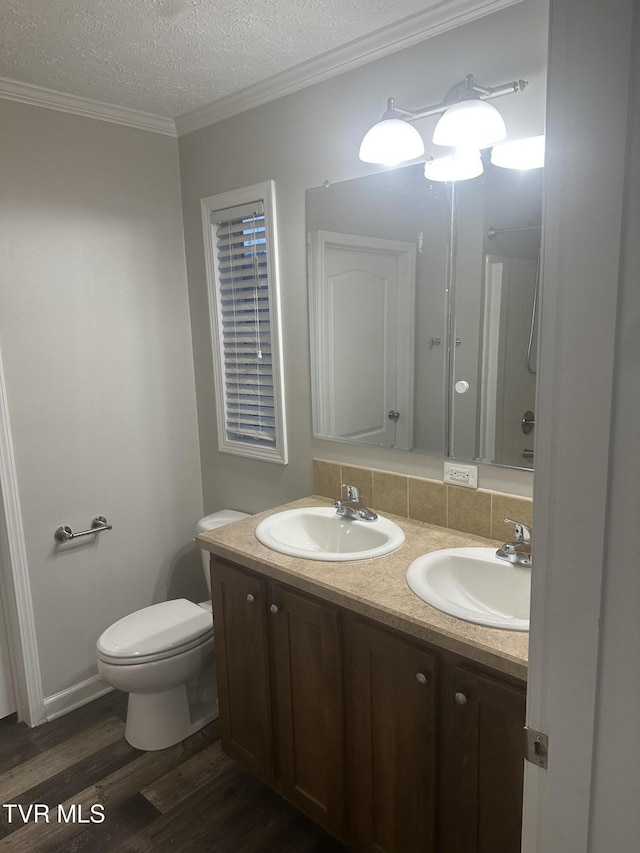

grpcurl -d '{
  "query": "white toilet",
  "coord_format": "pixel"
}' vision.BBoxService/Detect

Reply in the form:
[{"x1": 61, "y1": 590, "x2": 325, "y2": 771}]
[{"x1": 96, "y1": 510, "x2": 249, "y2": 751}]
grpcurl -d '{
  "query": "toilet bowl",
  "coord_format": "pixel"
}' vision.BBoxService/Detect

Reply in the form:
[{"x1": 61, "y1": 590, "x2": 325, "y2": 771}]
[{"x1": 96, "y1": 510, "x2": 249, "y2": 751}]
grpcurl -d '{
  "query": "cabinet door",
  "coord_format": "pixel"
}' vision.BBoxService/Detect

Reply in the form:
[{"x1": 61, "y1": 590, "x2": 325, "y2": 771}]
[
  {"x1": 269, "y1": 586, "x2": 347, "y2": 839},
  {"x1": 210, "y1": 559, "x2": 274, "y2": 784},
  {"x1": 346, "y1": 619, "x2": 438, "y2": 853},
  {"x1": 441, "y1": 665, "x2": 526, "y2": 853}
]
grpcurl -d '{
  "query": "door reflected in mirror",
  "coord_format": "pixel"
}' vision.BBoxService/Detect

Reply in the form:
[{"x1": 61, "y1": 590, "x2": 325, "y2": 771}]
[{"x1": 306, "y1": 157, "x2": 542, "y2": 471}]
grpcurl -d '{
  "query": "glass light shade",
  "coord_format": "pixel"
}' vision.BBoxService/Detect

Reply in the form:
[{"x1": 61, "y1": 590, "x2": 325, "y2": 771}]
[
  {"x1": 490, "y1": 135, "x2": 545, "y2": 169},
  {"x1": 424, "y1": 150, "x2": 484, "y2": 182},
  {"x1": 359, "y1": 118, "x2": 425, "y2": 166},
  {"x1": 432, "y1": 99, "x2": 507, "y2": 149}
]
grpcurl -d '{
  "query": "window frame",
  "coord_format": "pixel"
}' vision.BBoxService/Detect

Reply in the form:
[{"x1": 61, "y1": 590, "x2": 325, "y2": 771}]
[{"x1": 201, "y1": 180, "x2": 288, "y2": 464}]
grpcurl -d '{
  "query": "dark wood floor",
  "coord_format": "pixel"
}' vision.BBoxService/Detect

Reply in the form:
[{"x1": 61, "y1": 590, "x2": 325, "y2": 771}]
[{"x1": 0, "y1": 691, "x2": 349, "y2": 852}]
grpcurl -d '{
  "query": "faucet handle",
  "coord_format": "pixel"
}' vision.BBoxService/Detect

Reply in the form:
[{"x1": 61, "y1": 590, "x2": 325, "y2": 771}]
[
  {"x1": 341, "y1": 483, "x2": 361, "y2": 501},
  {"x1": 504, "y1": 517, "x2": 532, "y2": 544}
]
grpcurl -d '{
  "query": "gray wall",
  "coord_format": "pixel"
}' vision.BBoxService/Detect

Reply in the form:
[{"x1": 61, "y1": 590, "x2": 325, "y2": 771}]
[
  {"x1": 0, "y1": 100, "x2": 203, "y2": 699},
  {"x1": 178, "y1": 0, "x2": 547, "y2": 513}
]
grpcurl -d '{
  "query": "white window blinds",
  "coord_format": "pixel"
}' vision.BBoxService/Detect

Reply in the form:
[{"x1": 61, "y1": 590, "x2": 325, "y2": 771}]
[{"x1": 202, "y1": 182, "x2": 287, "y2": 464}]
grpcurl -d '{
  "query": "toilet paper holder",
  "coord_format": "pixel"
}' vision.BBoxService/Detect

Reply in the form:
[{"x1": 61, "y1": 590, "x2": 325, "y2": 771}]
[{"x1": 55, "y1": 515, "x2": 112, "y2": 543}]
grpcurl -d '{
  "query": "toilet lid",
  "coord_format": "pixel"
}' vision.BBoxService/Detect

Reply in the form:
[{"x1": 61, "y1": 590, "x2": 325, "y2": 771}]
[{"x1": 97, "y1": 599, "x2": 213, "y2": 664}]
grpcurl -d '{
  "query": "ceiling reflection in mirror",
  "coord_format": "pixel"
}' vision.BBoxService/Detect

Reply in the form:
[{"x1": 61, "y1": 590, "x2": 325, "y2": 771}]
[{"x1": 306, "y1": 155, "x2": 542, "y2": 471}]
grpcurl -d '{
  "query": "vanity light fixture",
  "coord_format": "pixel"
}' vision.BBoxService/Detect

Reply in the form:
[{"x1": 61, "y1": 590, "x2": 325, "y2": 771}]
[
  {"x1": 359, "y1": 108, "x2": 425, "y2": 166},
  {"x1": 359, "y1": 74, "x2": 528, "y2": 167},
  {"x1": 490, "y1": 134, "x2": 546, "y2": 170},
  {"x1": 424, "y1": 150, "x2": 484, "y2": 182},
  {"x1": 432, "y1": 98, "x2": 506, "y2": 149}
]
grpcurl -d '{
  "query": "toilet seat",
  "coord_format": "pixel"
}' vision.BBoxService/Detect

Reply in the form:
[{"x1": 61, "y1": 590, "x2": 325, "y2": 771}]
[{"x1": 97, "y1": 599, "x2": 213, "y2": 666}]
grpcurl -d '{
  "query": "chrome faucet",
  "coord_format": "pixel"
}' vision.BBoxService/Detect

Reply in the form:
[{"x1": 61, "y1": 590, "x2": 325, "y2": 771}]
[
  {"x1": 496, "y1": 518, "x2": 532, "y2": 568},
  {"x1": 334, "y1": 484, "x2": 378, "y2": 522}
]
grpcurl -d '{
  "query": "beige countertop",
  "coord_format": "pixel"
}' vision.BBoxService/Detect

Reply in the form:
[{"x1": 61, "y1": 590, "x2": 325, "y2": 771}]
[{"x1": 197, "y1": 496, "x2": 529, "y2": 683}]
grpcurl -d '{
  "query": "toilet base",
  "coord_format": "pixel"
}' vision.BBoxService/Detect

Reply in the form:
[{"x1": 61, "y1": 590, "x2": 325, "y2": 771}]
[
  {"x1": 125, "y1": 684, "x2": 219, "y2": 751},
  {"x1": 98, "y1": 642, "x2": 219, "y2": 752}
]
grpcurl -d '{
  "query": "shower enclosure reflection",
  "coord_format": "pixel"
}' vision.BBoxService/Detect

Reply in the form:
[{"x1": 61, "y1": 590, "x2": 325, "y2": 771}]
[
  {"x1": 451, "y1": 166, "x2": 541, "y2": 468},
  {"x1": 306, "y1": 158, "x2": 542, "y2": 470}
]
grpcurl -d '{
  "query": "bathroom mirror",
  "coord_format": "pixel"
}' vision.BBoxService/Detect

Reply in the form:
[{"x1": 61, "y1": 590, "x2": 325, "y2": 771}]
[{"x1": 306, "y1": 157, "x2": 542, "y2": 470}]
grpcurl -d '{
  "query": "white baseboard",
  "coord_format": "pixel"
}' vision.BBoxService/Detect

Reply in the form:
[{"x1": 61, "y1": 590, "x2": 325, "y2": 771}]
[{"x1": 44, "y1": 674, "x2": 114, "y2": 723}]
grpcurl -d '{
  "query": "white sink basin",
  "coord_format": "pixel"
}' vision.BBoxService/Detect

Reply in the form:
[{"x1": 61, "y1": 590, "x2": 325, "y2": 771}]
[
  {"x1": 406, "y1": 547, "x2": 530, "y2": 631},
  {"x1": 255, "y1": 506, "x2": 405, "y2": 561}
]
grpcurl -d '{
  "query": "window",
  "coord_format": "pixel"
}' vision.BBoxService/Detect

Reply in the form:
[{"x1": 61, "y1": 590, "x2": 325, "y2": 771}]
[{"x1": 201, "y1": 181, "x2": 288, "y2": 463}]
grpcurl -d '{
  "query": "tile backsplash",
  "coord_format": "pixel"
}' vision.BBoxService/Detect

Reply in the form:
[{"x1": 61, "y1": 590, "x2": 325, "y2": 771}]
[{"x1": 313, "y1": 458, "x2": 532, "y2": 542}]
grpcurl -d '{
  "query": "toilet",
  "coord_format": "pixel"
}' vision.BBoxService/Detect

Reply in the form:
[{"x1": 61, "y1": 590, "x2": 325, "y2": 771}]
[{"x1": 96, "y1": 510, "x2": 249, "y2": 751}]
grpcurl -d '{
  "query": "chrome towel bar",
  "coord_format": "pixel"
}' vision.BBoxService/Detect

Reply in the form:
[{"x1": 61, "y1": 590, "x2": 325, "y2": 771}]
[{"x1": 55, "y1": 516, "x2": 112, "y2": 543}]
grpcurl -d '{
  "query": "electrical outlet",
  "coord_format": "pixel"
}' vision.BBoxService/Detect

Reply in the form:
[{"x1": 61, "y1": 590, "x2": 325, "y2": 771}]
[{"x1": 443, "y1": 461, "x2": 478, "y2": 489}]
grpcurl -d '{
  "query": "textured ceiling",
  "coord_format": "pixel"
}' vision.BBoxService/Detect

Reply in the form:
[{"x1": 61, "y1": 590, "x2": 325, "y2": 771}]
[{"x1": 0, "y1": 0, "x2": 436, "y2": 119}]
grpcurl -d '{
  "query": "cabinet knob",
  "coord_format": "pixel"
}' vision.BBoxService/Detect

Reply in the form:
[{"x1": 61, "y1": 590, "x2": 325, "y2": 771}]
[
  {"x1": 269, "y1": 604, "x2": 279, "y2": 614},
  {"x1": 246, "y1": 593, "x2": 255, "y2": 603},
  {"x1": 455, "y1": 691, "x2": 468, "y2": 706},
  {"x1": 415, "y1": 672, "x2": 429, "y2": 685}
]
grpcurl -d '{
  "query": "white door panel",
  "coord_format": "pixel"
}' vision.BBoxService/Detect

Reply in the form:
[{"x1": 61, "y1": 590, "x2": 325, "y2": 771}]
[
  {"x1": 312, "y1": 231, "x2": 416, "y2": 449},
  {"x1": 325, "y1": 249, "x2": 397, "y2": 443}
]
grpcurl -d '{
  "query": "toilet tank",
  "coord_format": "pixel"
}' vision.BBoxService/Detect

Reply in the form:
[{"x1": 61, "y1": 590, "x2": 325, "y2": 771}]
[{"x1": 197, "y1": 510, "x2": 250, "y2": 593}]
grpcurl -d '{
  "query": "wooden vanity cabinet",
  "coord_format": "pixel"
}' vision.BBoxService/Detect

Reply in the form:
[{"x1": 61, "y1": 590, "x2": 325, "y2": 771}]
[
  {"x1": 210, "y1": 558, "x2": 347, "y2": 840},
  {"x1": 346, "y1": 619, "x2": 526, "y2": 853},
  {"x1": 439, "y1": 664, "x2": 527, "y2": 853},
  {"x1": 209, "y1": 560, "x2": 273, "y2": 784},
  {"x1": 269, "y1": 583, "x2": 347, "y2": 837},
  {"x1": 210, "y1": 556, "x2": 526, "y2": 853},
  {"x1": 345, "y1": 619, "x2": 438, "y2": 853}
]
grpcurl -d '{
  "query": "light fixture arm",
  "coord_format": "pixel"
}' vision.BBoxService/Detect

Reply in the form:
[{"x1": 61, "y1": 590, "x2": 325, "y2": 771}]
[
  {"x1": 382, "y1": 97, "x2": 414, "y2": 119},
  {"x1": 384, "y1": 74, "x2": 528, "y2": 124}
]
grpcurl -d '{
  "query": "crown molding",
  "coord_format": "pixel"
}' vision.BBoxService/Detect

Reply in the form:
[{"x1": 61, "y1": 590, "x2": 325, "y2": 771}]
[
  {"x1": 0, "y1": 77, "x2": 177, "y2": 136},
  {"x1": 175, "y1": 0, "x2": 522, "y2": 136},
  {"x1": 0, "y1": 0, "x2": 520, "y2": 138}
]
